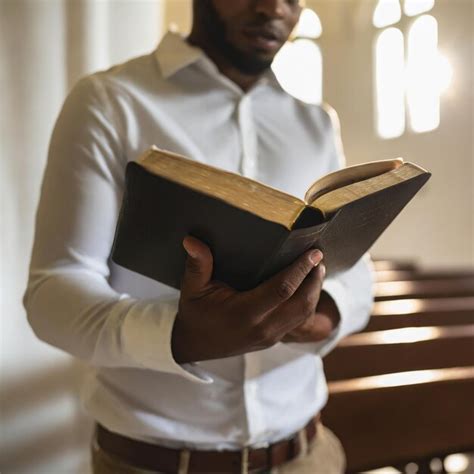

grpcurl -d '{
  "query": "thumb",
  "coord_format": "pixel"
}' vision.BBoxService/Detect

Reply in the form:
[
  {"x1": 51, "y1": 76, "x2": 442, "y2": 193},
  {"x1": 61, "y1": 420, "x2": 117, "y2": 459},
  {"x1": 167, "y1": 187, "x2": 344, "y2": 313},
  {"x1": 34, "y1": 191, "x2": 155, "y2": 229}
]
[{"x1": 181, "y1": 236, "x2": 214, "y2": 294}]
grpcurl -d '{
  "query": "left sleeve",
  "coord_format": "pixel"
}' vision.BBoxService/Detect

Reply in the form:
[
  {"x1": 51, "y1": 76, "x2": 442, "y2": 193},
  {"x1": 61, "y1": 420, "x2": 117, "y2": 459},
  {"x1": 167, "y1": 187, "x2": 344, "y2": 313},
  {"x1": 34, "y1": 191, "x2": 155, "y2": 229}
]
[{"x1": 285, "y1": 104, "x2": 374, "y2": 357}]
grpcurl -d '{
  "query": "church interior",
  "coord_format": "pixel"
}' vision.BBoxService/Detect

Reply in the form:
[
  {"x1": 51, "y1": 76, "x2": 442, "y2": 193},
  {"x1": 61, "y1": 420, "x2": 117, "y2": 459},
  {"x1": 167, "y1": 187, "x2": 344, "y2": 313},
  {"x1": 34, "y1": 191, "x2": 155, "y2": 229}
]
[{"x1": 1, "y1": 1, "x2": 473, "y2": 473}]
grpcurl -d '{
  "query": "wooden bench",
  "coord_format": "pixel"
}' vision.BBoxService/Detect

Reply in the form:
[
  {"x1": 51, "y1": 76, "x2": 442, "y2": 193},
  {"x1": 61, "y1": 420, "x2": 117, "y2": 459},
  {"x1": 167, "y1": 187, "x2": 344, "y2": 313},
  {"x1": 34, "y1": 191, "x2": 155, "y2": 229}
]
[
  {"x1": 374, "y1": 277, "x2": 474, "y2": 301},
  {"x1": 323, "y1": 325, "x2": 474, "y2": 381},
  {"x1": 323, "y1": 260, "x2": 474, "y2": 470},
  {"x1": 366, "y1": 297, "x2": 474, "y2": 332},
  {"x1": 322, "y1": 367, "x2": 474, "y2": 473},
  {"x1": 375, "y1": 269, "x2": 474, "y2": 283},
  {"x1": 373, "y1": 260, "x2": 419, "y2": 272}
]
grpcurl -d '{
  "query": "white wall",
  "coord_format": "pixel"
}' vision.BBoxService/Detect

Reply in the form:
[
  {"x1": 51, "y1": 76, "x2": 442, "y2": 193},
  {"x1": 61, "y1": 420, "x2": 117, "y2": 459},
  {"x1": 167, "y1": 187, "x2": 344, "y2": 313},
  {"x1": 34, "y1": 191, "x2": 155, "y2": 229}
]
[
  {"x1": 313, "y1": 0, "x2": 473, "y2": 268},
  {"x1": 0, "y1": 1, "x2": 163, "y2": 472}
]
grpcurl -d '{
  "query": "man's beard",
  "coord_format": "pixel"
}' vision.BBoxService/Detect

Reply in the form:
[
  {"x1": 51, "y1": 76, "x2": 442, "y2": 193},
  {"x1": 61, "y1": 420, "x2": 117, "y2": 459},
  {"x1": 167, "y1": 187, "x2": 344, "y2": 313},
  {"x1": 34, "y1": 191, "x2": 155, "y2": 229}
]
[{"x1": 198, "y1": 0, "x2": 273, "y2": 75}]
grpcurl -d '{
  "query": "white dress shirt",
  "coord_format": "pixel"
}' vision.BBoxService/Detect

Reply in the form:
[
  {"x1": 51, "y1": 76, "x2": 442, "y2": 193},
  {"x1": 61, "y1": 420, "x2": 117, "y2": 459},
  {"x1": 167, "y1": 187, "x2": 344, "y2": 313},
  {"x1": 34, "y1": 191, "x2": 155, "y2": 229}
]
[{"x1": 24, "y1": 32, "x2": 373, "y2": 450}]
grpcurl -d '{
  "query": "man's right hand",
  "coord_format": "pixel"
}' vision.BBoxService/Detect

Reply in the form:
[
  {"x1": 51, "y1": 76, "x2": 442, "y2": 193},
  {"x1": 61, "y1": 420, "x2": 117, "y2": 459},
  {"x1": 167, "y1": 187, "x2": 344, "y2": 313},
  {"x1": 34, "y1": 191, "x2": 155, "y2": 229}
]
[{"x1": 171, "y1": 236, "x2": 324, "y2": 363}]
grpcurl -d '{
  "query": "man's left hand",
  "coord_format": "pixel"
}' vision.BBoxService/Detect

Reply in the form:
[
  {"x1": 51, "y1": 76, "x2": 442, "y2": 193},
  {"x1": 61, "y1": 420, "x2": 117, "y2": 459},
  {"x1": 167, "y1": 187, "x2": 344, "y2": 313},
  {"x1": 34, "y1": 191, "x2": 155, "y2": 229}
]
[{"x1": 281, "y1": 271, "x2": 341, "y2": 343}]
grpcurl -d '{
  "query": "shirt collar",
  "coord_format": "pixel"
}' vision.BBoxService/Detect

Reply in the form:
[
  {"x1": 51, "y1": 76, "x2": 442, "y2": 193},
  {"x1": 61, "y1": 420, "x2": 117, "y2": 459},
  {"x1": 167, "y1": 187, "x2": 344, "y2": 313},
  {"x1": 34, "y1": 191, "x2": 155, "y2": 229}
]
[
  {"x1": 154, "y1": 31, "x2": 204, "y2": 79},
  {"x1": 154, "y1": 30, "x2": 283, "y2": 92}
]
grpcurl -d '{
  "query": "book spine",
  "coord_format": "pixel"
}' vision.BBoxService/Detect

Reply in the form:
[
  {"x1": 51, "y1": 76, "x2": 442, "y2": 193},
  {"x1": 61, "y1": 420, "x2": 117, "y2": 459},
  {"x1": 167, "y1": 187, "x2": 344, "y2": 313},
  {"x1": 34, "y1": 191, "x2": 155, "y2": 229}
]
[{"x1": 246, "y1": 230, "x2": 293, "y2": 288}]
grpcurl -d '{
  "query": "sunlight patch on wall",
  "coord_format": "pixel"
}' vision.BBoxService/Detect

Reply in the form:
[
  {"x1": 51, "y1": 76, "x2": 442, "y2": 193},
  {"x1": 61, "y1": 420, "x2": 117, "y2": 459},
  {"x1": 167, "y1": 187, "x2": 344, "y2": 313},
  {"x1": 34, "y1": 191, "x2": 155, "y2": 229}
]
[
  {"x1": 375, "y1": 28, "x2": 405, "y2": 138},
  {"x1": 373, "y1": 0, "x2": 453, "y2": 138},
  {"x1": 373, "y1": 0, "x2": 402, "y2": 28},
  {"x1": 293, "y1": 7, "x2": 322, "y2": 39},
  {"x1": 272, "y1": 8, "x2": 323, "y2": 105},
  {"x1": 407, "y1": 15, "x2": 443, "y2": 133},
  {"x1": 272, "y1": 39, "x2": 322, "y2": 104},
  {"x1": 404, "y1": 0, "x2": 435, "y2": 17}
]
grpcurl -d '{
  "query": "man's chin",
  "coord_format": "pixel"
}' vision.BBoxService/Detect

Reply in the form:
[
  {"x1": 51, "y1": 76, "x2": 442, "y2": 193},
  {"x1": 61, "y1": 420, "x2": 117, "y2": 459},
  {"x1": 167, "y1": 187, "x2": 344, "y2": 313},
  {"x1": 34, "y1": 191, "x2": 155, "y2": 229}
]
[
  {"x1": 236, "y1": 58, "x2": 273, "y2": 75},
  {"x1": 226, "y1": 49, "x2": 274, "y2": 75}
]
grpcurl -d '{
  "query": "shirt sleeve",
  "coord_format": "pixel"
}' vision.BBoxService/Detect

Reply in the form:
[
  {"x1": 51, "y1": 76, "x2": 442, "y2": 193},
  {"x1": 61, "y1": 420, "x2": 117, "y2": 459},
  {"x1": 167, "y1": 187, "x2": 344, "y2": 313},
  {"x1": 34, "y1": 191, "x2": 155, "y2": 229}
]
[
  {"x1": 285, "y1": 104, "x2": 375, "y2": 357},
  {"x1": 23, "y1": 76, "x2": 211, "y2": 384}
]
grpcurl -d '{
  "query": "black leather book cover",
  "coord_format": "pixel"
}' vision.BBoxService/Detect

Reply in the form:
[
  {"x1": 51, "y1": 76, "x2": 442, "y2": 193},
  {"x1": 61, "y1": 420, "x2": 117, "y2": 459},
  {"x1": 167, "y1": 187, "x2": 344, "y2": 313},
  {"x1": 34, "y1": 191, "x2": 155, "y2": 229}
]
[
  {"x1": 111, "y1": 163, "x2": 290, "y2": 290},
  {"x1": 111, "y1": 162, "x2": 430, "y2": 290},
  {"x1": 260, "y1": 171, "x2": 430, "y2": 280}
]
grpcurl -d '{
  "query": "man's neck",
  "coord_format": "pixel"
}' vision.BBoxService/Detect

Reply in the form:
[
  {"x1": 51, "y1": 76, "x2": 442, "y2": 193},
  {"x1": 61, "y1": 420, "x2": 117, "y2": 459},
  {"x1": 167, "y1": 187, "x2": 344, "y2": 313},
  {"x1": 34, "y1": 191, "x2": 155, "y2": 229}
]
[{"x1": 187, "y1": 32, "x2": 265, "y2": 92}]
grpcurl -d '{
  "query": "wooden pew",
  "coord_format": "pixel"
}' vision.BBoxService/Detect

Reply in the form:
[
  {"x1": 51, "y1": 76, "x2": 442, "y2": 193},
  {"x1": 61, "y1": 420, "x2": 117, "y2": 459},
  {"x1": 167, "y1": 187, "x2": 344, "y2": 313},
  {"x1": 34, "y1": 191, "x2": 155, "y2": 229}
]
[
  {"x1": 375, "y1": 268, "x2": 474, "y2": 283},
  {"x1": 374, "y1": 277, "x2": 474, "y2": 301},
  {"x1": 323, "y1": 325, "x2": 474, "y2": 381},
  {"x1": 366, "y1": 297, "x2": 474, "y2": 332},
  {"x1": 323, "y1": 260, "x2": 474, "y2": 470},
  {"x1": 322, "y1": 367, "x2": 474, "y2": 473},
  {"x1": 373, "y1": 260, "x2": 419, "y2": 272}
]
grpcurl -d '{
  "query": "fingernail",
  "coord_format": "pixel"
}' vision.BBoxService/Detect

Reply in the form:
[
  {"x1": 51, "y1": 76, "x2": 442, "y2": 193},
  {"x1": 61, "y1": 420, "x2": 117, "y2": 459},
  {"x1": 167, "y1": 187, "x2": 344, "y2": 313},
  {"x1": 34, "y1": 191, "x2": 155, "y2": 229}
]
[
  {"x1": 320, "y1": 263, "x2": 326, "y2": 278},
  {"x1": 182, "y1": 238, "x2": 197, "y2": 258},
  {"x1": 310, "y1": 250, "x2": 323, "y2": 266}
]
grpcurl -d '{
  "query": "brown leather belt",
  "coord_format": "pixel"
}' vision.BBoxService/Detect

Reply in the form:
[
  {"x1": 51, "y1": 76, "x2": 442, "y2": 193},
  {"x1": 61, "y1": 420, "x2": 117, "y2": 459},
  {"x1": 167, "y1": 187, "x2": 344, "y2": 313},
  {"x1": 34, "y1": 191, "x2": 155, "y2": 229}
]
[{"x1": 96, "y1": 414, "x2": 320, "y2": 473}]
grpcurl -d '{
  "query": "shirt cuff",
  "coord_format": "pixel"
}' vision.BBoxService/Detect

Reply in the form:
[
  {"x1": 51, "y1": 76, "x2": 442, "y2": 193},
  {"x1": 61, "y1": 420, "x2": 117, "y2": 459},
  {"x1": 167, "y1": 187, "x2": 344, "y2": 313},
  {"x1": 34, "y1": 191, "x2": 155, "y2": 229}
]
[
  {"x1": 120, "y1": 297, "x2": 213, "y2": 384},
  {"x1": 317, "y1": 278, "x2": 350, "y2": 355}
]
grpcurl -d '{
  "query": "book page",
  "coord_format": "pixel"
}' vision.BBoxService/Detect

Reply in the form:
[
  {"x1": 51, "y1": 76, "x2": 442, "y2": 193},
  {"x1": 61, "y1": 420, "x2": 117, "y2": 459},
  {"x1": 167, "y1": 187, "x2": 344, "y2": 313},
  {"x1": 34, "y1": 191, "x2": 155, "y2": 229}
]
[
  {"x1": 139, "y1": 147, "x2": 304, "y2": 229},
  {"x1": 310, "y1": 162, "x2": 429, "y2": 217},
  {"x1": 305, "y1": 159, "x2": 404, "y2": 204}
]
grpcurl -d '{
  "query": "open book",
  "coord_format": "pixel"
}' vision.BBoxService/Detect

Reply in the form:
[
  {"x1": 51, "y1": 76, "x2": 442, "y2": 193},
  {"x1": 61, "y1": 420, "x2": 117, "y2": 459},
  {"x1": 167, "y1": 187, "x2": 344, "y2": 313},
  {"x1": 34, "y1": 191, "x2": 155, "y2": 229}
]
[{"x1": 111, "y1": 147, "x2": 431, "y2": 290}]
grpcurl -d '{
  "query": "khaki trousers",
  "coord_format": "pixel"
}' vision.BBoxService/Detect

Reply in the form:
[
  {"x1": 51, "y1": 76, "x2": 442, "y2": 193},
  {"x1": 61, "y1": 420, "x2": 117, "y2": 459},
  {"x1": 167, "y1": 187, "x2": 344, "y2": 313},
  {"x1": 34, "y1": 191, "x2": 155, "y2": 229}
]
[{"x1": 91, "y1": 423, "x2": 346, "y2": 474}]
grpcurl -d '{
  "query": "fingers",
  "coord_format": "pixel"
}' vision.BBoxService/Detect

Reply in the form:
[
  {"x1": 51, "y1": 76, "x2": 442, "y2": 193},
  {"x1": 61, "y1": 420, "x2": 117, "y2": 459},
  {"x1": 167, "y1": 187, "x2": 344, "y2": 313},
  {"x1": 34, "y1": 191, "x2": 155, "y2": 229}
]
[
  {"x1": 241, "y1": 260, "x2": 326, "y2": 348},
  {"x1": 288, "y1": 262, "x2": 325, "y2": 319},
  {"x1": 270, "y1": 263, "x2": 326, "y2": 334},
  {"x1": 241, "y1": 249, "x2": 323, "y2": 316},
  {"x1": 180, "y1": 236, "x2": 214, "y2": 295}
]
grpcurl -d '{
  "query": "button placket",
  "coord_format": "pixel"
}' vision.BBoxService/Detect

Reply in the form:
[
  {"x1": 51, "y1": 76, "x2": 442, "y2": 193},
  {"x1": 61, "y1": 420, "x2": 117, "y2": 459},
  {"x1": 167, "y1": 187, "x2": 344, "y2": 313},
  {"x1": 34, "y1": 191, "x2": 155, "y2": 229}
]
[
  {"x1": 237, "y1": 93, "x2": 265, "y2": 446},
  {"x1": 237, "y1": 95, "x2": 258, "y2": 180}
]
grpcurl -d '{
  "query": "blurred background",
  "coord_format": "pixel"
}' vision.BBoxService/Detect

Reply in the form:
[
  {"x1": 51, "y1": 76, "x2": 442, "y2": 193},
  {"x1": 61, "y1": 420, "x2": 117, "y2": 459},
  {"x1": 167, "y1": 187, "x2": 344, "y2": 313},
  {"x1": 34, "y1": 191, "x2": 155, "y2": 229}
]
[{"x1": 1, "y1": 1, "x2": 473, "y2": 473}]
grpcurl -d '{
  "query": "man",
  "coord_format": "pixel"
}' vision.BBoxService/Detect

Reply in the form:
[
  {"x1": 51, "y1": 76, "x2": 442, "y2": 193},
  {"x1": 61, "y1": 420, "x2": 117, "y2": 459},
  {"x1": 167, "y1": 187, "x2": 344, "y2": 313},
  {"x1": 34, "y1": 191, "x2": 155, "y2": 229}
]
[{"x1": 24, "y1": 1, "x2": 373, "y2": 473}]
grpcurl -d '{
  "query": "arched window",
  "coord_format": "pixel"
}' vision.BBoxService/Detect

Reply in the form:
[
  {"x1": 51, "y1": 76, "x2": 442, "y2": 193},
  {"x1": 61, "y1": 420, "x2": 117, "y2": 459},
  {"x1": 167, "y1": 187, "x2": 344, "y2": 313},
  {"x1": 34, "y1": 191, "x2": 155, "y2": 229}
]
[
  {"x1": 272, "y1": 8, "x2": 323, "y2": 104},
  {"x1": 373, "y1": 0, "x2": 452, "y2": 138}
]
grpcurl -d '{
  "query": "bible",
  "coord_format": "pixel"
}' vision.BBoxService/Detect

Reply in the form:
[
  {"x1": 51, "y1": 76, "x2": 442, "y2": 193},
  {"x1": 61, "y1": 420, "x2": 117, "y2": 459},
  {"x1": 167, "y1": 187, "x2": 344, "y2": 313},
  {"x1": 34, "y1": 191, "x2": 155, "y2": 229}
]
[{"x1": 111, "y1": 147, "x2": 431, "y2": 290}]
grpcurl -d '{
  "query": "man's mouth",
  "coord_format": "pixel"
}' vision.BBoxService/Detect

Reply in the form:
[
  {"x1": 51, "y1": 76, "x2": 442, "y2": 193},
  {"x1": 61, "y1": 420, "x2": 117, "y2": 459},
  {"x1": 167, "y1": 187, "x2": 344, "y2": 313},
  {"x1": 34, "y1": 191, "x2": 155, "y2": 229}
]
[{"x1": 242, "y1": 26, "x2": 284, "y2": 52}]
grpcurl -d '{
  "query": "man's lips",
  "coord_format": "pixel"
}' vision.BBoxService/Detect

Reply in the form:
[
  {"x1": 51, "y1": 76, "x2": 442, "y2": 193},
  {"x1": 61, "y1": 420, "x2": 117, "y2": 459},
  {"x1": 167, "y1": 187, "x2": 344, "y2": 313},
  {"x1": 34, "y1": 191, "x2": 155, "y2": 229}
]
[{"x1": 242, "y1": 26, "x2": 284, "y2": 52}]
